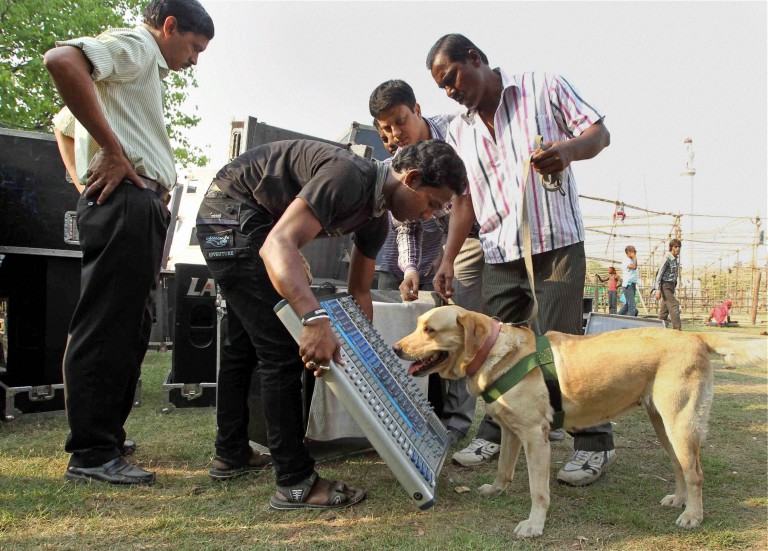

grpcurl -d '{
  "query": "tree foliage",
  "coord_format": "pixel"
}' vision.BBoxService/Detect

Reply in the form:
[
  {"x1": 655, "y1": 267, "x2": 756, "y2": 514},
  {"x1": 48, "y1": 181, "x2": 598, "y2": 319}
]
[{"x1": 0, "y1": 0, "x2": 208, "y2": 167}]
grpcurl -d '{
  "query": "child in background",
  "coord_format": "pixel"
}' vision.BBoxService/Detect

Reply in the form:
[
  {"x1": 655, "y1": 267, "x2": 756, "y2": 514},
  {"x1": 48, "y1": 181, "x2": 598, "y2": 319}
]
[
  {"x1": 619, "y1": 246, "x2": 639, "y2": 317},
  {"x1": 708, "y1": 300, "x2": 733, "y2": 326},
  {"x1": 597, "y1": 267, "x2": 621, "y2": 314}
]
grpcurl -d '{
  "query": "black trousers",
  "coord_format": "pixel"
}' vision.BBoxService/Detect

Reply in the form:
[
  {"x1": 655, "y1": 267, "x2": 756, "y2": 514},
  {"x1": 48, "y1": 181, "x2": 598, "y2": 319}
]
[
  {"x1": 64, "y1": 184, "x2": 169, "y2": 468},
  {"x1": 197, "y1": 223, "x2": 314, "y2": 487}
]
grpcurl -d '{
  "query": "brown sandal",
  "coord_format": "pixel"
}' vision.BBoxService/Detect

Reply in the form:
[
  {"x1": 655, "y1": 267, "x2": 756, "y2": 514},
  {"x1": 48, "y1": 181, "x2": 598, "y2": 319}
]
[
  {"x1": 269, "y1": 471, "x2": 366, "y2": 510},
  {"x1": 209, "y1": 450, "x2": 272, "y2": 480}
]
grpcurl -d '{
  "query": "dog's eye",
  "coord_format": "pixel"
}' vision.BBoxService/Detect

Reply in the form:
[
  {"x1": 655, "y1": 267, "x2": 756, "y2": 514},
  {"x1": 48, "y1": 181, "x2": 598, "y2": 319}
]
[{"x1": 423, "y1": 326, "x2": 434, "y2": 335}]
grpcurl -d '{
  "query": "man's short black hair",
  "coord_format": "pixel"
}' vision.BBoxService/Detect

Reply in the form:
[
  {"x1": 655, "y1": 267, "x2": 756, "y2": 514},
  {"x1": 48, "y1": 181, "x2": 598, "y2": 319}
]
[
  {"x1": 669, "y1": 238, "x2": 682, "y2": 250},
  {"x1": 392, "y1": 140, "x2": 466, "y2": 196},
  {"x1": 426, "y1": 34, "x2": 488, "y2": 70},
  {"x1": 369, "y1": 80, "x2": 417, "y2": 118},
  {"x1": 144, "y1": 0, "x2": 215, "y2": 39}
]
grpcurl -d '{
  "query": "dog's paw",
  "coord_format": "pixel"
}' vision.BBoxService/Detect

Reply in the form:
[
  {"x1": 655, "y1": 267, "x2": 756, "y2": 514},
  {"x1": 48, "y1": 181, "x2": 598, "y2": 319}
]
[
  {"x1": 514, "y1": 519, "x2": 544, "y2": 538},
  {"x1": 675, "y1": 510, "x2": 703, "y2": 529},
  {"x1": 478, "y1": 483, "x2": 503, "y2": 496},
  {"x1": 660, "y1": 494, "x2": 686, "y2": 508}
]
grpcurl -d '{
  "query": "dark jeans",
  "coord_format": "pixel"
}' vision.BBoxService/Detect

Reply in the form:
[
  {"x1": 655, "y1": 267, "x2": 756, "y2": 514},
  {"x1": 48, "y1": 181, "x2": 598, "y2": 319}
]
[
  {"x1": 608, "y1": 290, "x2": 617, "y2": 314},
  {"x1": 475, "y1": 242, "x2": 614, "y2": 452},
  {"x1": 198, "y1": 225, "x2": 314, "y2": 487},
  {"x1": 659, "y1": 281, "x2": 681, "y2": 330},
  {"x1": 618, "y1": 283, "x2": 637, "y2": 316},
  {"x1": 64, "y1": 184, "x2": 169, "y2": 467}
]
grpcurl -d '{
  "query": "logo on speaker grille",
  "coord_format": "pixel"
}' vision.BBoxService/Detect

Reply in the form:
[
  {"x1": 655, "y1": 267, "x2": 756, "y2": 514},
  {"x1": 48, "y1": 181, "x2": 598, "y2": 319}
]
[{"x1": 204, "y1": 235, "x2": 230, "y2": 248}]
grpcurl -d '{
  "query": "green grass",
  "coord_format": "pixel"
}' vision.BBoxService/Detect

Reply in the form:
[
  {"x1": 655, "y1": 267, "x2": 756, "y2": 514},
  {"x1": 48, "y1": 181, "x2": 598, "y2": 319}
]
[{"x1": 1, "y1": 321, "x2": 766, "y2": 550}]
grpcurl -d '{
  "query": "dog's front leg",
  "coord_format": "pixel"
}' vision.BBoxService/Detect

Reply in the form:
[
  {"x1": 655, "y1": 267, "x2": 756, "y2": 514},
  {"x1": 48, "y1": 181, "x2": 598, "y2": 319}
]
[
  {"x1": 514, "y1": 429, "x2": 550, "y2": 538},
  {"x1": 478, "y1": 427, "x2": 521, "y2": 496}
]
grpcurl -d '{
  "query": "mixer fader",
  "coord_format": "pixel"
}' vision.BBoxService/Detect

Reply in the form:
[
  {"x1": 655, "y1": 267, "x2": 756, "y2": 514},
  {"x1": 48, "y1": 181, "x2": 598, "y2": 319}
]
[{"x1": 275, "y1": 293, "x2": 450, "y2": 509}]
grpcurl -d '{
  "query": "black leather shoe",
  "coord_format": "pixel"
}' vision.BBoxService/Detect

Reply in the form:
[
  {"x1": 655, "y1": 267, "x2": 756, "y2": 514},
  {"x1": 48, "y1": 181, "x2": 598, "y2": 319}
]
[
  {"x1": 64, "y1": 457, "x2": 156, "y2": 485},
  {"x1": 121, "y1": 439, "x2": 137, "y2": 456}
]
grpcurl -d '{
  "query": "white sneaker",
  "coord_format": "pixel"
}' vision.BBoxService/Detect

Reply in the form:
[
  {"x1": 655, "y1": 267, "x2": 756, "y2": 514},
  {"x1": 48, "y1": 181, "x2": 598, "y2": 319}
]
[
  {"x1": 452, "y1": 438, "x2": 500, "y2": 467},
  {"x1": 557, "y1": 449, "x2": 616, "y2": 486}
]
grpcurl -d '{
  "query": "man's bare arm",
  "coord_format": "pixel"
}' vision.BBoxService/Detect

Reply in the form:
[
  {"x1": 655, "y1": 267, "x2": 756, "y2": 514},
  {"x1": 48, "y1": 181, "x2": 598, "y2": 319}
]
[{"x1": 53, "y1": 128, "x2": 84, "y2": 193}]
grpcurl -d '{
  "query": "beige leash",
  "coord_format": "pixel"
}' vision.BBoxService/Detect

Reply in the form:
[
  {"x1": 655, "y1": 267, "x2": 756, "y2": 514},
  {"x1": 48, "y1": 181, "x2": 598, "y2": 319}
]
[{"x1": 517, "y1": 136, "x2": 566, "y2": 327}]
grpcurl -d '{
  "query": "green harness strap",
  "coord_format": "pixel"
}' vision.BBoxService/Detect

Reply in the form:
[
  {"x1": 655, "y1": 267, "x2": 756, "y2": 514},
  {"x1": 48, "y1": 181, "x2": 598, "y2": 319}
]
[{"x1": 480, "y1": 335, "x2": 565, "y2": 430}]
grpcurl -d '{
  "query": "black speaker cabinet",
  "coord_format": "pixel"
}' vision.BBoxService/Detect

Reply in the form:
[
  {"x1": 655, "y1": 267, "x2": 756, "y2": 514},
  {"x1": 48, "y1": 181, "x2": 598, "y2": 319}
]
[
  {"x1": 0, "y1": 253, "x2": 80, "y2": 419},
  {"x1": 165, "y1": 263, "x2": 218, "y2": 408},
  {"x1": 0, "y1": 128, "x2": 80, "y2": 253}
]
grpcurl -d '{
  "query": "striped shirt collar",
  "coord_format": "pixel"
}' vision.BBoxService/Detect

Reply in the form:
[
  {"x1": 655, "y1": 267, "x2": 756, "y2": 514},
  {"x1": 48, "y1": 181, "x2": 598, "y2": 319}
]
[
  {"x1": 461, "y1": 67, "x2": 513, "y2": 124},
  {"x1": 137, "y1": 25, "x2": 170, "y2": 79}
]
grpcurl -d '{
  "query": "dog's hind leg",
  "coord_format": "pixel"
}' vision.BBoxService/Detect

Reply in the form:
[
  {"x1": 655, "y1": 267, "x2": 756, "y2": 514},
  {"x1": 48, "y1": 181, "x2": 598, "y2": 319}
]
[
  {"x1": 666, "y1": 414, "x2": 706, "y2": 528},
  {"x1": 651, "y1": 373, "x2": 711, "y2": 529},
  {"x1": 478, "y1": 427, "x2": 521, "y2": 496},
  {"x1": 646, "y1": 401, "x2": 687, "y2": 508}
]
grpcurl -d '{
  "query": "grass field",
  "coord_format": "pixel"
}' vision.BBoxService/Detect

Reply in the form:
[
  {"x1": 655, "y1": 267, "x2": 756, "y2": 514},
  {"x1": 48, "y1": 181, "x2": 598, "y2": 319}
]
[{"x1": 1, "y1": 319, "x2": 766, "y2": 550}]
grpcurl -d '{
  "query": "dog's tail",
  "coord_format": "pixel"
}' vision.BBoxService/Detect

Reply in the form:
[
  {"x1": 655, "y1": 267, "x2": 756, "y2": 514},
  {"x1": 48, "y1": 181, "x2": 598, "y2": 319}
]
[{"x1": 695, "y1": 333, "x2": 767, "y2": 368}]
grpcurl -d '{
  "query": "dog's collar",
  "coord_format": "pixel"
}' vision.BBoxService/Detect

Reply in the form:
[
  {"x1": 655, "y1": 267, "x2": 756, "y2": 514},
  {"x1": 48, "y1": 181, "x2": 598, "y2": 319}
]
[
  {"x1": 480, "y1": 335, "x2": 565, "y2": 429},
  {"x1": 465, "y1": 319, "x2": 501, "y2": 377}
]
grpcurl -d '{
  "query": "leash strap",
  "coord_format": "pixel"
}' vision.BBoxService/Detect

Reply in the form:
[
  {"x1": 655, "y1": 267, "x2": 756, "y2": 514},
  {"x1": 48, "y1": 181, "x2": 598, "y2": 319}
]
[
  {"x1": 519, "y1": 136, "x2": 569, "y2": 327},
  {"x1": 519, "y1": 139, "x2": 540, "y2": 325}
]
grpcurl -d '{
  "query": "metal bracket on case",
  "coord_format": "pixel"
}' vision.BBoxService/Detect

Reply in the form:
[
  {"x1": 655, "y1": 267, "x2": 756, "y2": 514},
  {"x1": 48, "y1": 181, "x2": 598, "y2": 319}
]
[
  {"x1": 160, "y1": 370, "x2": 217, "y2": 413},
  {"x1": 1, "y1": 382, "x2": 64, "y2": 421},
  {"x1": 64, "y1": 211, "x2": 79, "y2": 245},
  {"x1": 1, "y1": 379, "x2": 141, "y2": 421},
  {"x1": 28, "y1": 384, "x2": 59, "y2": 401}
]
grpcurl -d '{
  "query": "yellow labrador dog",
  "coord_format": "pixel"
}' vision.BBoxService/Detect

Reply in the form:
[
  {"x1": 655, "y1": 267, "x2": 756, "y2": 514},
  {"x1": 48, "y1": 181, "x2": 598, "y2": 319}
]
[{"x1": 393, "y1": 306, "x2": 766, "y2": 538}]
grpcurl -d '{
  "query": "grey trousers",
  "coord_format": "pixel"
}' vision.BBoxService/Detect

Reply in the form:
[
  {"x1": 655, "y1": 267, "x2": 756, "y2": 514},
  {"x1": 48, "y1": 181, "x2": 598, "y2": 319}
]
[
  {"x1": 658, "y1": 281, "x2": 681, "y2": 330},
  {"x1": 474, "y1": 242, "x2": 614, "y2": 452}
]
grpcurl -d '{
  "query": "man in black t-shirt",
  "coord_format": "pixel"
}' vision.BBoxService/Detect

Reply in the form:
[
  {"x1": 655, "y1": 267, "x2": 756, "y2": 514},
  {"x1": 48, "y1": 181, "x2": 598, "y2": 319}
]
[{"x1": 196, "y1": 139, "x2": 465, "y2": 510}]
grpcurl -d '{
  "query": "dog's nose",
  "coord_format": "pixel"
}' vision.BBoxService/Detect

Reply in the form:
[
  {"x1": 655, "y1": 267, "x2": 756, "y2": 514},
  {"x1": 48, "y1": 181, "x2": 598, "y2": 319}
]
[{"x1": 392, "y1": 343, "x2": 403, "y2": 357}]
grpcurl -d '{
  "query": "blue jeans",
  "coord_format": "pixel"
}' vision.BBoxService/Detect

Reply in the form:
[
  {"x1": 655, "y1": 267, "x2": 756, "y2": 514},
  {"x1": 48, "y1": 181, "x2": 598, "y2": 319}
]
[{"x1": 619, "y1": 283, "x2": 637, "y2": 317}]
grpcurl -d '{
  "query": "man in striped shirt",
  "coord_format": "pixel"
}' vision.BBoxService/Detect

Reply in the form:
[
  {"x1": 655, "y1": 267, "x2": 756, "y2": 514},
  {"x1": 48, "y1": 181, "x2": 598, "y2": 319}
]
[
  {"x1": 427, "y1": 34, "x2": 615, "y2": 487},
  {"x1": 45, "y1": 0, "x2": 214, "y2": 486}
]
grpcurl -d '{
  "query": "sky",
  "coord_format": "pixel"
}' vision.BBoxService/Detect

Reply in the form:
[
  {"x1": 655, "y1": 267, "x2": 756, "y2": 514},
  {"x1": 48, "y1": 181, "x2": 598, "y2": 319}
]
[{"x1": 180, "y1": 0, "x2": 767, "y2": 268}]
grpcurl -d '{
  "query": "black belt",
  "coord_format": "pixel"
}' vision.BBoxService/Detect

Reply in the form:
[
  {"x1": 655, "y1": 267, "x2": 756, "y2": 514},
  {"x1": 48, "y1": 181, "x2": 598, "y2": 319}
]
[{"x1": 140, "y1": 176, "x2": 171, "y2": 204}]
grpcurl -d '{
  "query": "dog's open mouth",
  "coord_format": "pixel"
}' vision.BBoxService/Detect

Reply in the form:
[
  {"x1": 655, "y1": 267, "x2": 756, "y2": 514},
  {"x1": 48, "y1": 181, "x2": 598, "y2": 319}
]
[{"x1": 407, "y1": 351, "x2": 449, "y2": 377}]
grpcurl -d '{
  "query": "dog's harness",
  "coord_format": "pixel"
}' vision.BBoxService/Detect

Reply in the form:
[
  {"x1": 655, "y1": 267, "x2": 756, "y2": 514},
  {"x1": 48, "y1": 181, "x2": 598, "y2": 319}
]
[{"x1": 479, "y1": 333, "x2": 565, "y2": 430}]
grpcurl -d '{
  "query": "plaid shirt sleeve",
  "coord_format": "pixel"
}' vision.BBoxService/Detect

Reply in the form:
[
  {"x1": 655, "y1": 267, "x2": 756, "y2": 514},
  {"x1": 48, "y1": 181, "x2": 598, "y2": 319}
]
[{"x1": 394, "y1": 219, "x2": 422, "y2": 275}]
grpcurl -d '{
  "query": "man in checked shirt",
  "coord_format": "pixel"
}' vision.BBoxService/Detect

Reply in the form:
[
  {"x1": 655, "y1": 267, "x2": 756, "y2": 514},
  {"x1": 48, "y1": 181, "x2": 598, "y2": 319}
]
[
  {"x1": 427, "y1": 34, "x2": 614, "y2": 487},
  {"x1": 369, "y1": 79, "x2": 482, "y2": 448}
]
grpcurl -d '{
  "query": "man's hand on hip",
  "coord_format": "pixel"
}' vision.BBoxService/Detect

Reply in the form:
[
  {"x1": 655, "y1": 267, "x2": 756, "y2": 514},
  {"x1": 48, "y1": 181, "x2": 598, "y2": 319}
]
[{"x1": 84, "y1": 148, "x2": 146, "y2": 205}]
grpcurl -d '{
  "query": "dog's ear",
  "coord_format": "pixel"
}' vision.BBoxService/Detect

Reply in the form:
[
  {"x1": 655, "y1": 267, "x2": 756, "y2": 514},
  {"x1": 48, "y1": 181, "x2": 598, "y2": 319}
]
[{"x1": 457, "y1": 311, "x2": 490, "y2": 360}]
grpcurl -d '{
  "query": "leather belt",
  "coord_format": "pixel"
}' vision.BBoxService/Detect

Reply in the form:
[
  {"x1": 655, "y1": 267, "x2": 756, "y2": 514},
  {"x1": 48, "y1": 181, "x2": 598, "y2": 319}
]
[{"x1": 140, "y1": 176, "x2": 171, "y2": 204}]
